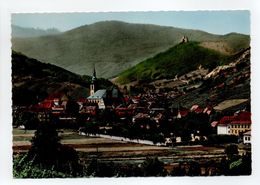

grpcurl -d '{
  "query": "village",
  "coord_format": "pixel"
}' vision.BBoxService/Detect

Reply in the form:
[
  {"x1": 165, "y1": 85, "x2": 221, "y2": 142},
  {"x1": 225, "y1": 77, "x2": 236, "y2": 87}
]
[
  {"x1": 11, "y1": 38, "x2": 252, "y2": 177},
  {"x1": 12, "y1": 64, "x2": 252, "y2": 177},
  {"x1": 8, "y1": 10, "x2": 253, "y2": 178},
  {"x1": 13, "y1": 63, "x2": 251, "y2": 147}
]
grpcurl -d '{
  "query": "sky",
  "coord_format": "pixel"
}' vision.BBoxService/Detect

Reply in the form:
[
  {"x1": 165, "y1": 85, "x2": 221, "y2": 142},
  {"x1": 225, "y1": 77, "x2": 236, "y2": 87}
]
[{"x1": 12, "y1": 11, "x2": 250, "y2": 35}]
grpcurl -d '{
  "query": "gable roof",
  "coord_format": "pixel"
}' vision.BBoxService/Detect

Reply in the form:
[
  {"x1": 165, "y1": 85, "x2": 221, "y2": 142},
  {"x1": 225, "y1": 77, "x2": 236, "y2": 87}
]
[
  {"x1": 218, "y1": 111, "x2": 251, "y2": 125},
  {"x1": 243, "y1": 130, "x2": 251, "y2": 136},
  {"x1": 88, "y1": 89, "x2": 106, "y2": 99}
]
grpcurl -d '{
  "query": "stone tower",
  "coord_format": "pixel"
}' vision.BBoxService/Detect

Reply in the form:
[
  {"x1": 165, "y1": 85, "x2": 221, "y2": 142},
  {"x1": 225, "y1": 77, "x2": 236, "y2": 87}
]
[{"x1": 180, "y1": 36, "x2": 189, "y2": 43}]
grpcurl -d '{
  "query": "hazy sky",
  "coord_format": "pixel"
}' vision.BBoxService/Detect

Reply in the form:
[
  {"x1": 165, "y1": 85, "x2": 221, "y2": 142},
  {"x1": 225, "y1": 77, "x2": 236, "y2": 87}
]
[{"x1": 12, "y1": 11, "x2": 250, "y2": 35}]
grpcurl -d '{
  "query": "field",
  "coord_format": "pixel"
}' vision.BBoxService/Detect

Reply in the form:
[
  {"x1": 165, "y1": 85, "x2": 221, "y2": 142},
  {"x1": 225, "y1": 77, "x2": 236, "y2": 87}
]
[{"x1": 13, "y1": 128, "x2": 228, "y2": 167}]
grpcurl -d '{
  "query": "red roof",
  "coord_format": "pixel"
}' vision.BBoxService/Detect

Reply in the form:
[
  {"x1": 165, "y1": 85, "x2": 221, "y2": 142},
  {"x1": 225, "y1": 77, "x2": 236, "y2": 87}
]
[
  {"x1": 115, "y1": 107, "x2": 129, "y2": 111},
  {"x1": 179, "y1": 110, "x2": 189, "y2": 117},
  {"x1": 211, "y1": 121, "x2": 218, "y2": 127},
  {"x1": 203, "y1": 107, "x2": 212, "y2": 115},
  {"x1": 219, "y1": 116, "x2": 235, "y2": 125},
  {"x1": 230, "y1": 121, "x2": 251, "y2": 125},
  {"x1": 190, "y1": 104, "x2": 199, "y2": 111},
  {"x1": 39, "y1": 100, "x2": 53, "y2": 109},
  {"x1": 77, "y1": 98, "x2": 88, "y2": 103},
  {"x1": 218, "y1": 111, "x2": 251, "y2": 125},
  {"x1": 237, "y1": 111, "x2": 251, "y2": 121},
  {"x1": 124, "y1": 97, "x2": 130, "y2": 102},
  {"x1": 190, "y1": 104, "x2": 204, "y2": 113},
  {"x1": 194, "y1": 107, "x2": 203, "y2": 113}
]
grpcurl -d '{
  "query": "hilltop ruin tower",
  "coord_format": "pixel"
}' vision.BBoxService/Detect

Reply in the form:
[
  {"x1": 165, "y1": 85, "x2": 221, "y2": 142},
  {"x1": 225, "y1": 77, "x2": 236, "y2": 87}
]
[
  {"x1": 180, "y1": 35, "x2": 189, "y2": 43},
  {"x1": 90, "y1": 65, "x2": 97, "y2": 96}
]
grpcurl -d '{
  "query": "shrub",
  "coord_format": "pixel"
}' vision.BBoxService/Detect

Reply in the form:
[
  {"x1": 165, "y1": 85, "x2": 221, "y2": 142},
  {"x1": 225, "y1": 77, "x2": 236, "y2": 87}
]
[
  {"x1": 142, "y1": 157, "x2": 165, "y2": 176},
  {"x1": 205, "y1": 134, "x2": 238, "y2": 146}
]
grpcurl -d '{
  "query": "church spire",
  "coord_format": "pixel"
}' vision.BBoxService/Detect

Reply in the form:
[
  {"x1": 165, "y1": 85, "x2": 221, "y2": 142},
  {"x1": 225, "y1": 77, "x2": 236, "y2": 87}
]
[
  {"x1": 92, "y1": 64, "x2": 97, "y2": 82},
  {"x1": 90, "y1": 64, "x2": 97, "y2": 96}
]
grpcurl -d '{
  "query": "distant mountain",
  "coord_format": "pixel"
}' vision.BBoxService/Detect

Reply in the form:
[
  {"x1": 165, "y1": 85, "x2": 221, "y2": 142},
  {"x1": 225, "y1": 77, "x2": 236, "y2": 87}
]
[
  {"x1": 12, "y1": 21, "x2": 250, "y2": 78},
  {"x1": 12, "y1": 51, "x2": 112, "y2": 106},
  {"x1": 12, "y1": 25, "x2": 61, "y2": 38}
]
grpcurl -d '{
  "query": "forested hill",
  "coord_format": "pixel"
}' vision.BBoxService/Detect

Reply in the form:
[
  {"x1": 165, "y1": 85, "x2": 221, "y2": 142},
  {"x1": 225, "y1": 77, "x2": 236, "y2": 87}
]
[
  {"x1": 116, "y1": 42, "x2": 231, "y2": 84},
  {"x1": 115, "y1": 43, "x2": 250, "y2": 109},
  {"x1": 12, "y1": 51, "x2": 112, "y2": 105},
  {"x1": 12, "y1": 21, "x2": 250, "y2": 78}
]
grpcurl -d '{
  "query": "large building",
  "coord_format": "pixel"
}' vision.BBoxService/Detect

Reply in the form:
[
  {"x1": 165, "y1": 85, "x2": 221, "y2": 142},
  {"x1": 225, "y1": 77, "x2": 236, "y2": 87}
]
[
  {"x1": 217, "y1": 111, "x2": 251, "y2": 136},
  {"x1": 88, "y1": 89, "x2": 107, "y2": 109},
  {"x1": 87, "y1": 66, "x2": 123, "y2": 109}
]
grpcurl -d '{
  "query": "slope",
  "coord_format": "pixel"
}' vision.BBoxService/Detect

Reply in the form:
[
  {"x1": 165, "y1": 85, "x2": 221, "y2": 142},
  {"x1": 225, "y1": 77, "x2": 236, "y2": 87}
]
[
  {"x1": 116, "y1": 42, "x2": 231, "y2": 84},
  {"x1": 170, "y1": 48, "x2": 250, "y2": 109},
  {"x1": 12, "y1": 25, "x2": 61, "y2": 38},
  {"x1": 12, "y1": 51, "x2": 112, "y2": 106},
  {"x1": 12, "y1": 21, "x2": 250, "y2": 78}
]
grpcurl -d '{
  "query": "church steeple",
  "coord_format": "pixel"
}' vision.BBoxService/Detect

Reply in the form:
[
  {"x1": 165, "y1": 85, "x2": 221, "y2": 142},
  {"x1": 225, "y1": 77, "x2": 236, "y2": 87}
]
[
  {"x1": 92, "y1": 65, "x2": 97, "y2": 81},
  {"x1": 90, "y1": 65, "x2": 97, "y2": 96}
]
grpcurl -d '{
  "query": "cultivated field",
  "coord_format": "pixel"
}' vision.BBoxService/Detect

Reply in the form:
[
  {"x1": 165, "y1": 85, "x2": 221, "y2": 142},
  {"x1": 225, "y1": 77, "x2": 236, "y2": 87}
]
[{"x1": 13, "y1": 128, "x2": 228, "y2": 167}]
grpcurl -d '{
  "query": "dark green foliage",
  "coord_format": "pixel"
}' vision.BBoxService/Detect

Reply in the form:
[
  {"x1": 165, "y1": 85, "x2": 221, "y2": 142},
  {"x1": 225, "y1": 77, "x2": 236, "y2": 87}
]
[
  {"x1": 13, "y1": 122, "x2": 84, "y2": 178},
  {"x1": 28, "y1": 123, "x2": 61, "y2": 163},
  {"x1": 13, "y1": 154, "x2": 69, "y2": 178},
  {"x1": 85, "y1": 159, "x2": 116, "y2": 177},
  {"x1": 117, "y1": 42, "x2": 231, "y2": 84},
  {"x1": 13, "y1": 111, "x2": 39, "y2": 129},
  {"x1": 205, "y1": 134, "x2": 238, "y2": 145},
  {"x1": 12, "y1": 87, "x2": 44, "y2": 106},
  {"x1": 228, "y1": 152, "x2": 251, "y2": 175},
  {"x1": 151, "y1": 133, "x2": 165, "y2": 144},
  {"x1": 65, "y1": 99, "x2": 80, "y2": 116},
  {"x1": 170, "y1": 163, "x2": 186, "y2": 176},
  {"x1": 218, "y1": 151, "x2": 251, "y2": 176},
  {"x1": 187, "y1": 161, "x2": 201, "y2": 176},
  {"x1": 25, "y1": 122, "x2": 83, "y2": 177},
  {"x1": 225, "y1": 144, "x2": 239, "y2": 159},
  {"x1": 115, "y1": 163, "x2": 144, "y2": 177},
  {"x1": 142, "y1": 157, "x2": 165, "y2": 176},
  {"x1": 85, "y1": 159, "x2": 160, "y2": 177},
  {"x1": 172, "y1": 112, "x2": 212, "y2": 142},
  {"x1": 85, "y1": 159, "x2": 98, "y2": 176}
]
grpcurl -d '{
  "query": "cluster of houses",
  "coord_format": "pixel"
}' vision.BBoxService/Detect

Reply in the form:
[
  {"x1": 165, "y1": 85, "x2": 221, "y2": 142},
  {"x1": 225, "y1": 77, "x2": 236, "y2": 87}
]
[
  {"x1": 19, "y1": 67, "x2": 251, "y2": 145},
  {"x1": 29, "y1": 67, "x2": 123, "y2": 121}
]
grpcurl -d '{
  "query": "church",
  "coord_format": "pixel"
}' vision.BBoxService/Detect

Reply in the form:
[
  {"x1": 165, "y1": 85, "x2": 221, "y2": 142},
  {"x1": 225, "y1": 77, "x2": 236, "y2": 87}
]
[{"x1": 87, "y1": 66, "x2": 123, "y2": 109}]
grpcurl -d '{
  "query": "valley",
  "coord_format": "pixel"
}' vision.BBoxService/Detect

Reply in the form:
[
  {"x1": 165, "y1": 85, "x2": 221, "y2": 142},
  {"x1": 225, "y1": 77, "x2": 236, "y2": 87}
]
[{"x1": 11, "y1": 20, "x2": 251, "y2": 178}]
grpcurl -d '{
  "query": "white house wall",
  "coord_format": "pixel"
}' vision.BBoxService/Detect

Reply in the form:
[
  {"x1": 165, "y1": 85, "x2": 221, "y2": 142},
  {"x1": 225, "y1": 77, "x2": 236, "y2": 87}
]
[{"x1": 217, "y1": 125, "x2": 229, "y2": 135}]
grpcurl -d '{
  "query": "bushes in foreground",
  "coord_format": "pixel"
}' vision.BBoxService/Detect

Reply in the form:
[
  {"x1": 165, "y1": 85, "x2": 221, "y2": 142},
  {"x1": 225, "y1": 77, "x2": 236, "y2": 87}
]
[{"x1": 204, "y1": 134, "x2": 238, "y2": 146}]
